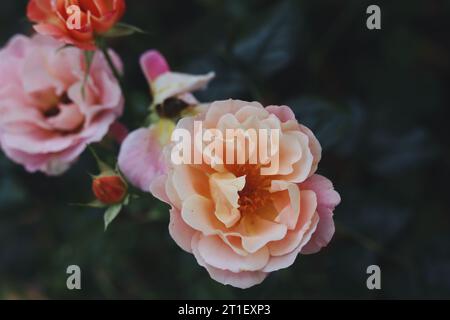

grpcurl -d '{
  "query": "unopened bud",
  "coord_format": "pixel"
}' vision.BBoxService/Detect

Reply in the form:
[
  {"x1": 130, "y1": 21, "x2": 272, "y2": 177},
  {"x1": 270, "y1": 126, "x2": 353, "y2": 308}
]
[{"x1": 92, "y1": 175, "x2": 127, "y2": 205}]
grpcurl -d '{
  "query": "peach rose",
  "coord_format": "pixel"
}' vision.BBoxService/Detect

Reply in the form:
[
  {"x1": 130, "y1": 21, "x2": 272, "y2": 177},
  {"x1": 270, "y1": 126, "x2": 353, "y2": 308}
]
[
  {"x1": 0, "y1": 34, "x2": 123, "y2": 175},
  {"x1": 27, "y1": 0, "x2": 126, "y2": 50},
  {"x1": 150, "y1": 100, "x2": 340, "y2": 289}
]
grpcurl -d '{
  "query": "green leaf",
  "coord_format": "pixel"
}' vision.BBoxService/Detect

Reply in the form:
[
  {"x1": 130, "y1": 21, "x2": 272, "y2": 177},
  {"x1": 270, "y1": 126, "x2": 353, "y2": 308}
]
[
  {"x1": 232, "y1": 1, "x2": 300, "y2": 77},
  {"x1": 81, "y1": 51, "x2": 95, "y2": 99},
  {"x1": 123, "y1": 194, "x2": 131, "y2": 206},
  {"x1": 104, "y1": 204, "x2": 122, "y2": 231},
  {"x1": 102, "y1": 23, "x2": 147, "y2": 38},
  {"x1": 56, "y1": 44, "x2": 74, "y2": 53}
]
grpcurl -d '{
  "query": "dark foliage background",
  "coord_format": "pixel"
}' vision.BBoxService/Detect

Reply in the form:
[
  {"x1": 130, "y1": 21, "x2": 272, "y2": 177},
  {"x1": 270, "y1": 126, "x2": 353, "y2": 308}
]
[{"x1": 1, "y1": 0, "x2": 450, "y2": 299}]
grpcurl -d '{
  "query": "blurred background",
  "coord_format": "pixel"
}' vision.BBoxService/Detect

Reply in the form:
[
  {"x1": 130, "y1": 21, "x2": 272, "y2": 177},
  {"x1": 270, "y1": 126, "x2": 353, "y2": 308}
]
[{"x1": 1, "y1": 0, "x2": 450, "y2": 299}]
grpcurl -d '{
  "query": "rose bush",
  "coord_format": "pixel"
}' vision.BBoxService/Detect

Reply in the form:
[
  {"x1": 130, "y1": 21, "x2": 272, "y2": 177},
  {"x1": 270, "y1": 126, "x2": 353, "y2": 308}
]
[{"x1": 0, "y1": 2, "x2": 342, "y2": 291}]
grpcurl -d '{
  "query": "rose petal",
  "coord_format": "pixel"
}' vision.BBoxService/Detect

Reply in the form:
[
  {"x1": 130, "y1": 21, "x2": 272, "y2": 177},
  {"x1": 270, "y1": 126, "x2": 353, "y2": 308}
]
[
  {"x1": 118, "y1": 127, "x2": 166, "y2": 192},
  {"x1": 140, "y1": 50, "x2": 170, "y2": 83}
]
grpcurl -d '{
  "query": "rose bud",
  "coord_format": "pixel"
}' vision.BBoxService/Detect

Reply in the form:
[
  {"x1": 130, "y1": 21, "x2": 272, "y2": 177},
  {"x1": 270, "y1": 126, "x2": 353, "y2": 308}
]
[
  {"x1": 92, "y1": 175, "x2": 127, "y2": 205},
  {"x1": 27, "y1": 0, "x2": 126, "y2": 50}
]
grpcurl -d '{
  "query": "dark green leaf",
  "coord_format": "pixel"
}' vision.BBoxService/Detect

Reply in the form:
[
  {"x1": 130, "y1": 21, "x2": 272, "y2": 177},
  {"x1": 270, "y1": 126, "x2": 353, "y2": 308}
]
[
  {"x1": 102, "y1": 23, "x2": 147, "y2": 38},
  {"x1": 82, "y1": 51, "x2": 95, "y2": 99},
  {"x1": 232, "y1": 1, "x2": 300, "y2": 77}
]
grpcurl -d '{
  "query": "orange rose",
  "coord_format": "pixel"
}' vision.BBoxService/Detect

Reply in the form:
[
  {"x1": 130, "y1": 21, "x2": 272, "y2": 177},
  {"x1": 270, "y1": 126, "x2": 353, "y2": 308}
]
[{"x1": 27, "y1": 0, "x2": 126, "y2": 50}]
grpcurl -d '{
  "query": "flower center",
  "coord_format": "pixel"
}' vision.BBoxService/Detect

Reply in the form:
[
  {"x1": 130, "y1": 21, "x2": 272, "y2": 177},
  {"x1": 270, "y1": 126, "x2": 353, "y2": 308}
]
[
  {"x1": 229, "y1": 164, "x2": 272, "y2": 215},
  {"x1": 36, "y1": 90, "x2": 84, "y2": 134}
]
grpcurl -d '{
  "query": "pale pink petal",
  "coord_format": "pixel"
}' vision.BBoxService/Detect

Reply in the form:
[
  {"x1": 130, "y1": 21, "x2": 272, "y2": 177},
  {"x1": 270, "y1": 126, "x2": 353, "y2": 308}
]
[
  {"x1": 22, "y1": 47, "x2": 66, "y2": 95},
  {"x1": 149, "y1": 174, "x2": 170, "y2": 203},
  {"x1": 266, "y1": 105, "x2": 296, "y2": 122},
  {"x1": 46, "y1": 103, "x2": 84, "y2": 132},
  {"x1": 263, "y1": 212, "x2": 319, "y2": 272},
  {"x1": 300, "y1": 207, "x2": 335, "y2": 254},
  {"x1": 204, "y1": 100, "x2": 264, "y2": 128},
  {"x1": 191, "y1": 234, "x2": 268, "y2": 289},
  {"x1": 209, "y1": 173, "x2": 244, "y2": 228},
  {"x1": 299, "y1": 125, "x2": 322, "y2": 176},
  {"x1": 234, "y1": 105, "x2": 269, "y2": 122},
  {"x1": 300, "y1": 174, "x2": 341, "y2": 209},
  {"x1": 1, "y1": 129, "x2": 78, "y2": 154},
  {"x1": 204, "y1": 265, "x2": 267, "y2": 289},
  {"x1": 268, "y1": 190, "x2": 317, "y2": 256},
  {"x1": 1, "y1": 141, "x2": 86, "y2": 175},
  {"x1": 118, "y1": 127, "x2": 167, "y2": 192},
  {"x1": 270, "y1": 180, "x2": 301, "y2": 229},
  {"x1": 2, "y1": 34, "x2": 29, "y2": 58},
  {"x1": 181, "y1": 194, "x2": 220, "y2": 234},
  {"x1": 299, "y1": 174, "x2": 340, "y2": 254},
  {"x1": 237, "y1": 214, "x2": 288, "y2": 253},
  {"x1": 169, "y1": 208, "x2": 196, "y2": 253},
  {"x1": 165, "y1": 173, "x2": 182, "y2": 210},
  {"x1": 281, "y1": 131, "x2": 314, "y2": 183},
  {"x1": 172, "y1": 165, "x2": 211, "y2": 201},
  {"x1": 197, "y1": 235, "x2": 270, "y2": 272}
]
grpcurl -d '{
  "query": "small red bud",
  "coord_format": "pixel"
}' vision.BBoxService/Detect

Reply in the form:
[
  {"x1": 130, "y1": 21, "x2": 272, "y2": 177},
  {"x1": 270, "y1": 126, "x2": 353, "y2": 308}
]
[{"x1": 92, "y1": 175, "x2": 127, "y2": 205}]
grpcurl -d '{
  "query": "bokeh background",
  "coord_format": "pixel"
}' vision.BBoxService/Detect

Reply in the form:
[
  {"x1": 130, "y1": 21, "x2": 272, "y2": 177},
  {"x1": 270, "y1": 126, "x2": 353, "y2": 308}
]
[{"x1": 1, "y1": 0, "x2": 450, "y2": 299}]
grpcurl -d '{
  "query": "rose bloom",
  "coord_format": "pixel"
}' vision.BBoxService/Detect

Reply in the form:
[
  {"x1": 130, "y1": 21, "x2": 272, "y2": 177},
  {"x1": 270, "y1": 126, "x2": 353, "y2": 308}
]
[
  {"x1": 150, "y1": 100, "x2": 340, "y2": 289},
  {"x1": 118, "y1": 50, "x2": 214, "y2": 191},
  {"x1": 0, "y1": 34, "x2": 123, "y2": 175},
  {"x1": 27, "y1": 0, "x2": 126, "y2": 50}
]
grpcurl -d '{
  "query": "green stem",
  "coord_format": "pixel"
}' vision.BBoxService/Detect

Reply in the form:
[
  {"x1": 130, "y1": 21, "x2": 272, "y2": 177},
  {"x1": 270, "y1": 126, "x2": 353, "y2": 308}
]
[{"x1": 100, "y1": 46, "x2": 123, "y2": 86}]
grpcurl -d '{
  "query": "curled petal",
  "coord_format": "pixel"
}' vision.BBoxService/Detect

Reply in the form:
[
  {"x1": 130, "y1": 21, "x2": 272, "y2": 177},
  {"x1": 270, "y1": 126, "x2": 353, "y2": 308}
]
[
  {"x1": 300, "y1": 174, "x2": 341, "y2": 254},
  {"x1": 152, "y1": 72, "x2": 215, "y2": 106}
]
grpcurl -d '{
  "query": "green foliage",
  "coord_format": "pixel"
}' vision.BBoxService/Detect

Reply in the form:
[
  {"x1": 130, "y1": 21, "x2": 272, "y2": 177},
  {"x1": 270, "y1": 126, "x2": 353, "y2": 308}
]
[{"x1": 103, "y1": 23, "x2": 147, "y2": 38}]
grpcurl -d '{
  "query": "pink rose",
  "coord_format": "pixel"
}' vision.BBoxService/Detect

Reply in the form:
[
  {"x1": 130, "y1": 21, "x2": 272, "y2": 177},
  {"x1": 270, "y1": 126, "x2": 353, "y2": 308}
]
[
  {"x1": 150, "y1": 100, "x2": 340, "y2": 289},
  {"x1": 118, "y1": 50, "x2": 214, "y2": 191},
  {"x1": 0, "y1": 34, "x2": 123, "y2": 175}
]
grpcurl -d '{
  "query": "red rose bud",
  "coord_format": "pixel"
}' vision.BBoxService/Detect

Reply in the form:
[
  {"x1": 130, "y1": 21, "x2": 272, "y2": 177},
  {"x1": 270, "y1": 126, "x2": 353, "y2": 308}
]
[{"x1": 92, "y1": 175, "x2": 127, "y2": 205}]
